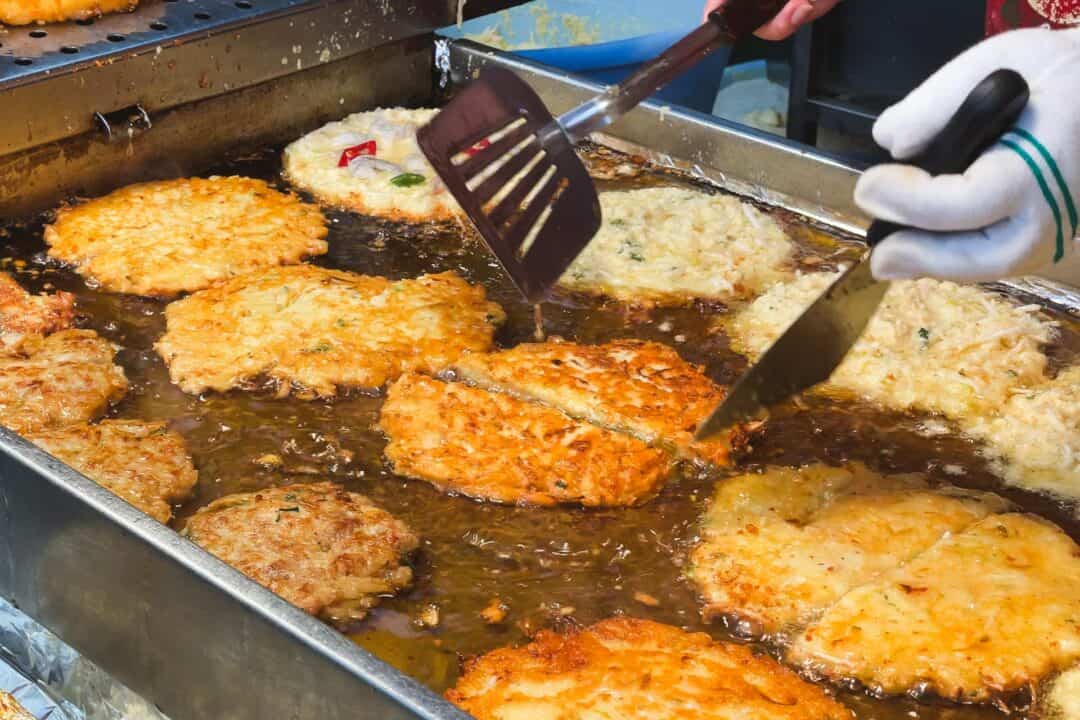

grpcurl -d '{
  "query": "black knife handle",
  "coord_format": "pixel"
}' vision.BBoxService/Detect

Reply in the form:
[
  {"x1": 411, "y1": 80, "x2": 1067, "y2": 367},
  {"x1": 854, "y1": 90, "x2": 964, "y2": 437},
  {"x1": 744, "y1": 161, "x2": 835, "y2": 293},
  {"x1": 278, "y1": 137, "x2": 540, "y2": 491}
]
[{"x1": 865, "y1": 69, "x2": 1030, "y2": 248}]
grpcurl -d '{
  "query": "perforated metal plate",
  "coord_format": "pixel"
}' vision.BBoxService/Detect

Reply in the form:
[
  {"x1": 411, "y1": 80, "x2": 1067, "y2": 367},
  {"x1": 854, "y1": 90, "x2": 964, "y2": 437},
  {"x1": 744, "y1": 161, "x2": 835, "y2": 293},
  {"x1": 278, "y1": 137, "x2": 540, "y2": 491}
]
[
  {"x1": 0, "y1": 0, "x2": 522, "y2": 156},
  {"x1": 0, "y1": 0, "x2": 304, "y2": 78}
]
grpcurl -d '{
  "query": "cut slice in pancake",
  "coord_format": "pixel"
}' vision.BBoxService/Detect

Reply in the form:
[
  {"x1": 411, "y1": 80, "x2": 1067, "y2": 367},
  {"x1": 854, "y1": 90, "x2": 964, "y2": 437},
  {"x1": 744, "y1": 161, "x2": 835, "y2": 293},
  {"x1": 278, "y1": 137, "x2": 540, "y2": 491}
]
[
  {"x1": 283, "y1": 108, "x2": 460, "y2": 221},
  {"x1": 0, "y1": 330, "x2": 127, "y2": 435},
  {"x1": 451, "y1": 339, "x2": 752, "y2": 467},
  {"x1": 183, "y1": 482, "x2": 418, "y2": 621},
  {"x1": 156, "y1": 266, "x2": 504, "y2": 397},
  {"x1": 44, "y1": 176, "x2": 327, "y2": 297},
  {"x1": 788, "y1": 513, "x2": 1080, "y2": 703},
  {"x1": 0, "y1": 272, "x2": 75, "y2": 350},
  {"x1": 446, "y1": 617, "x2": 852, "y2": 720},
  {"x1": 689, "y1": 463, "x2": 1009, "y2": 637},
  {"x1": 28, "y1": 420, "x2": 198, "y2": 523},
  {"x1": 378, "y1": 373, "x2": 673, "y2": 507},
  {"x1": 558, "y1": 186, "x2": 794, "y2": 305}
]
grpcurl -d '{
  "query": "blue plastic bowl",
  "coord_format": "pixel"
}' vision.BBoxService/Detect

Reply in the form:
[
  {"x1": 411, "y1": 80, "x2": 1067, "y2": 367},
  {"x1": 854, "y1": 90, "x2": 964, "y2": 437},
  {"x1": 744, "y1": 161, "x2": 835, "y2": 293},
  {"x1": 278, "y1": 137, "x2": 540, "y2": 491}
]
[{"x1": 439, "y1": 0, "x2": 729, "y2": 114}]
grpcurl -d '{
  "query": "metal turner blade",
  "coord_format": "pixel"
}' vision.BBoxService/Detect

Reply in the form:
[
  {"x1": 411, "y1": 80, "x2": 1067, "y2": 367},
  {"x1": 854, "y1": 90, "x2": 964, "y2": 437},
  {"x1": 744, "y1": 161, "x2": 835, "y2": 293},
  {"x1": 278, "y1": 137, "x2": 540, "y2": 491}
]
[{"x1": 417, "y1": 0, "x2": 787, "y2": 302}]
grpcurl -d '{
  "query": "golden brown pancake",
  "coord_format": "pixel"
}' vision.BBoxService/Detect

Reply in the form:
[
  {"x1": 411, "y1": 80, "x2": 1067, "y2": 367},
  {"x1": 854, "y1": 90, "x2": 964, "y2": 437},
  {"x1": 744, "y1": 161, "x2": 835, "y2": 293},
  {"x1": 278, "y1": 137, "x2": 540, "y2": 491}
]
[
  {"x1": 0, "y1": 330, "x2": 127, "y2": 435},
  {"x1": 446, "y1": 617, "x2": 852, "y2": 720},
  {"x1": 45, "y1": 177, "x2": 327, "y2": 297},
  {"x1": 452, "y1": 339, "x2": 752, "y2": 467},
  {"x1": 379, "y1": 373, "x2": 673, "y2": 507},
  {"x1": 29, "y1": 420, "x2": 197, "y2": 523},
  {"x1": 0, "y1": 0, "x2": 136, "y2": 25},
  {"x1": 183, "y1": 482, "x2": 418, "y2": 621},
  {"x1": 0, "y1": 272, "x2": 75, "y2": 350},
  {"x1": 156, "y1": 266, "x2": 504, "y2": 397},
  {"x1": 0, "y1": 691, "x2": 33, "y2": 720},
  {"x1": 788, "y1": 513, "x2": 1080, "y2": 703},
  {"x1": 689, "y1": 463, "x2": 1009, "y2": 636}
]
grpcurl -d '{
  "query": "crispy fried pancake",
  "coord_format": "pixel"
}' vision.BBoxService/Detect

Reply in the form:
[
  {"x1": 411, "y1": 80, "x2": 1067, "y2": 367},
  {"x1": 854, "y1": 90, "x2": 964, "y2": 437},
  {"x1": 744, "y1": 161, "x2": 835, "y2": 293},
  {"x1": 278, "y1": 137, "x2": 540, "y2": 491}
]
[
  {"x1": 156, "y1": 266, "x2": 504, "y2": 396},
  {"x1": 29, "y1": 420, "x2": 197, "y2": 522},
  {"x1": 183, "y1": 482, "x2": 418, "y2": 620},
  {"x1": 788, "y1": 513, "x2": 1080, "y2": 702},
  {"x1": 0, "y1": 0, "x2": 136, "y2": 24},
  {"x1": 44, "y1": 177, "x2": 327, "y2": 297},
  {"x1": 727, "y1": 274, "x2": 1055, "y2": 420},
  {"x1": 379, "y1": 373, "x2": 673, "y2": 507},
  {"x1": 0, "y1": 330, "x2": 127, "y2": 435},
  {"x1": 452, "y1": 339, "x2": 750, "y2": 466},
  {"x1": 1047, "y1": 666, "x2": 1080, "y2": 720},
  {"x1": 689, "y1": 463, "x2": 1009, "y2": 636},
  {"x1": 558, "y1": 187, "x2": 794, "y2": 305},
  {"x1": 0, "y1": 692, "x2": 33, "y2": 720},
  {"x1": 446, "y1": 617, "x2": 852, "y2": 720},
  {"x1": 963, "y1": 366, "x2": 1080, "y2": 502},
  {"x1": 0, "y1": 272, "x2": 75, "y2": 350},
  {"x1": 283, "y1": 108, "x2": 460, "y2": 221}
]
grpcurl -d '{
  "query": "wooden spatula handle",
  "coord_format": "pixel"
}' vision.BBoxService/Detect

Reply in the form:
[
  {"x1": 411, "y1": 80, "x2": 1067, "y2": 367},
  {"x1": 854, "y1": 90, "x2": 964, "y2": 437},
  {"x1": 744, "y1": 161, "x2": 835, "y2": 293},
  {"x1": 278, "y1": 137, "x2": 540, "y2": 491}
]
[
  {"x1": 558, "y1": 0, "x2": 785, "y2": 142},
  {"x1": 708, "y1": 0, "x2": 789, "y2": 38}
]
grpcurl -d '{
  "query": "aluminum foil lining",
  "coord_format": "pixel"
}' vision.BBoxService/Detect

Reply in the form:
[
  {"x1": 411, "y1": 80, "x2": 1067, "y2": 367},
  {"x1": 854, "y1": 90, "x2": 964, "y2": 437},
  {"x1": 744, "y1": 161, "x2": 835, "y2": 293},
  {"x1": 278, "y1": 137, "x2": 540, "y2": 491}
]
[
  {"x1": 0, "y1": 658, "x2": 77, "y2": 720},
  {"x1": 0, "y1": 598, "x2": 168, "y2": 720}
]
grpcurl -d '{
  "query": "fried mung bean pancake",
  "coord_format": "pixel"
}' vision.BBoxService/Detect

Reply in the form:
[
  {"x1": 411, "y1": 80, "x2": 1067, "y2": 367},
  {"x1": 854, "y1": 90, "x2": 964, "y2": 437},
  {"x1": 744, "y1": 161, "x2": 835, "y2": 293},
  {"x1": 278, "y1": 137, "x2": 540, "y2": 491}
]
[
  {"x1": 0, "y1": 0, "x2": 136, "y2": 24},
  {"x1": 788, "y1": 513, "x2": 1080, "y2": 703},
  {"x1": 44, "y1": 177, "x2": 327, "y2": 297},
  {"x1": 446, "y1": 617, "x2": 852, "y2": 720},
  {"x1": 283, "y1": 108, "x2": 460, "y2": 221},
  {"x1": 156, "y1": 266, "x2": 504, "y2": 396},
  {"x1": 963, "y1": 366, "x2": 1080, "y2": 502},
  {"x1": 0, "y1": 272, "x2": 75, "y2": 350},
  {"x1": 183, "y1": 482, "x2": 418, "y2": 620},
  {"x1": 727, "y1": 273, "x2": 1055, "y2": 421},
  {"x1": 29, "y1": 420, "x2": 197, "y2": 523},
  {"x1": 452, "y1": 339, "x2": 752, "y2": 466},
  {"x1": 559, "y1": 187, "x2": 794, "y2": 305},
  {"x1": 0, "y1": 330, "x2": 127, "y2": 435},
  {"x1": 689, "y1": 463, "x2": 1010, "y2": 636},
  {"x1": 379, "y1": 373, "x2": 673, "y2": 507},
  {"x1": 0, "y1": 691, "x2": 33, "y2": 720}
]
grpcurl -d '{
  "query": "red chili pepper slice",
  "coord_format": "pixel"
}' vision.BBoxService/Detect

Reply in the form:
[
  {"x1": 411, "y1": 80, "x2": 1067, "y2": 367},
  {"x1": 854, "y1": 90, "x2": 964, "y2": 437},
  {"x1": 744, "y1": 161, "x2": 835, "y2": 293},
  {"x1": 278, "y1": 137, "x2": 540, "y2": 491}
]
[
  {"x1": 338, "y1": 140, "x2": 377, "y2": 167},
  {"x1": 464, "y1": 138, "x2": 491, "y2": 157}
]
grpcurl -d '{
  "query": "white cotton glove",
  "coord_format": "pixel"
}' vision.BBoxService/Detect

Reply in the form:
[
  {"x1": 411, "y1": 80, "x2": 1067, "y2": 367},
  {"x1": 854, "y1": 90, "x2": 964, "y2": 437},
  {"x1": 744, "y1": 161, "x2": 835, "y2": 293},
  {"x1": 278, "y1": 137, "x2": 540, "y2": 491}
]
[{"x1": 855, "y1": 27, "x2": 1080, "y2": 286}]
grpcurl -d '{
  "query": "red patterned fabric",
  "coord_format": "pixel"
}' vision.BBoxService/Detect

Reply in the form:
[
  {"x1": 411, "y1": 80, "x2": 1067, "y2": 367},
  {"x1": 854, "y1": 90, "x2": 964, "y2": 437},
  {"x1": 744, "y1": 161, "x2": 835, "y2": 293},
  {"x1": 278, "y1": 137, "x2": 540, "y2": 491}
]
[{"x1": 987, "y1": 0, "x2": 1080, "y2": 35}]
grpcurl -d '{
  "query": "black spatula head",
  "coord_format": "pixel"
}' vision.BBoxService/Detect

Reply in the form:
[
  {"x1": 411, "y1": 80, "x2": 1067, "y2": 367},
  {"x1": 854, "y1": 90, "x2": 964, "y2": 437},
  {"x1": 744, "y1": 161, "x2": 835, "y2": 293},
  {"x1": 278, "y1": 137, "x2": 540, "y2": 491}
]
[{"x1": 417, "y1": 67, "x2": 600, "y2": 302}]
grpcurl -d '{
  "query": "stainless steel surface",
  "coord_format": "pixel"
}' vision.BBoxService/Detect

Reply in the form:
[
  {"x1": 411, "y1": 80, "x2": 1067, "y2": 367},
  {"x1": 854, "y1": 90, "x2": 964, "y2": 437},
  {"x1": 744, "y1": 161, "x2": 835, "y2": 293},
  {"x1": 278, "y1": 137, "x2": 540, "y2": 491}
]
[
  {"x1": 0, "y1": 0, "x2": 522, "y2": 157},
  {"x1": 0, "y1": 38, "x2": 433, "y2": 217},
  {"x1": 0, "y1": 428, "x2": 472, "y2": 720},
  {"x1": 696, "y1": 259, "x2": 888, "y2": 438}
]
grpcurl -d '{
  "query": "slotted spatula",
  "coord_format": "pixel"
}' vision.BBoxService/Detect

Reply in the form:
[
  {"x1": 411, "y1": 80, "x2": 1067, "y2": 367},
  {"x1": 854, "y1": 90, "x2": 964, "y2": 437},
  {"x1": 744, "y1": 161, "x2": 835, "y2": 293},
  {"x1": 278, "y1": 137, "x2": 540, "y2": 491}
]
[{"x1": 417, "y1": 0, "x2": 788, "y2": 302}]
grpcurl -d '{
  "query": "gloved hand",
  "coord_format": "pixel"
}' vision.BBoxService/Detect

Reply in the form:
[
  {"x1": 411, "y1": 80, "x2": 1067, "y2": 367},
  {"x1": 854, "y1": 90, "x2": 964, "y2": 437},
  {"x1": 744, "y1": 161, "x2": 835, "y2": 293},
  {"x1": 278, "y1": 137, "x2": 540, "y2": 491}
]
[
  {"x1": 856, "y1": 27, "x2": 1080, "y2": 285},
  {"x1": 702, "y1": 0, "x2": 841, "y2": 40}
]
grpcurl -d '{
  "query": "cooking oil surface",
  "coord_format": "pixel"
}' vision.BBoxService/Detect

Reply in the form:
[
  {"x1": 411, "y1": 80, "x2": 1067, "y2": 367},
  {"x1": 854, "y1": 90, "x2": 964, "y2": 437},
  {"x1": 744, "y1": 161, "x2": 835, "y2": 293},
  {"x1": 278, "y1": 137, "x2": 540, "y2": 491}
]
[{"x1": 1, "y1": 145, "x2": 1076, "y2": 720}]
